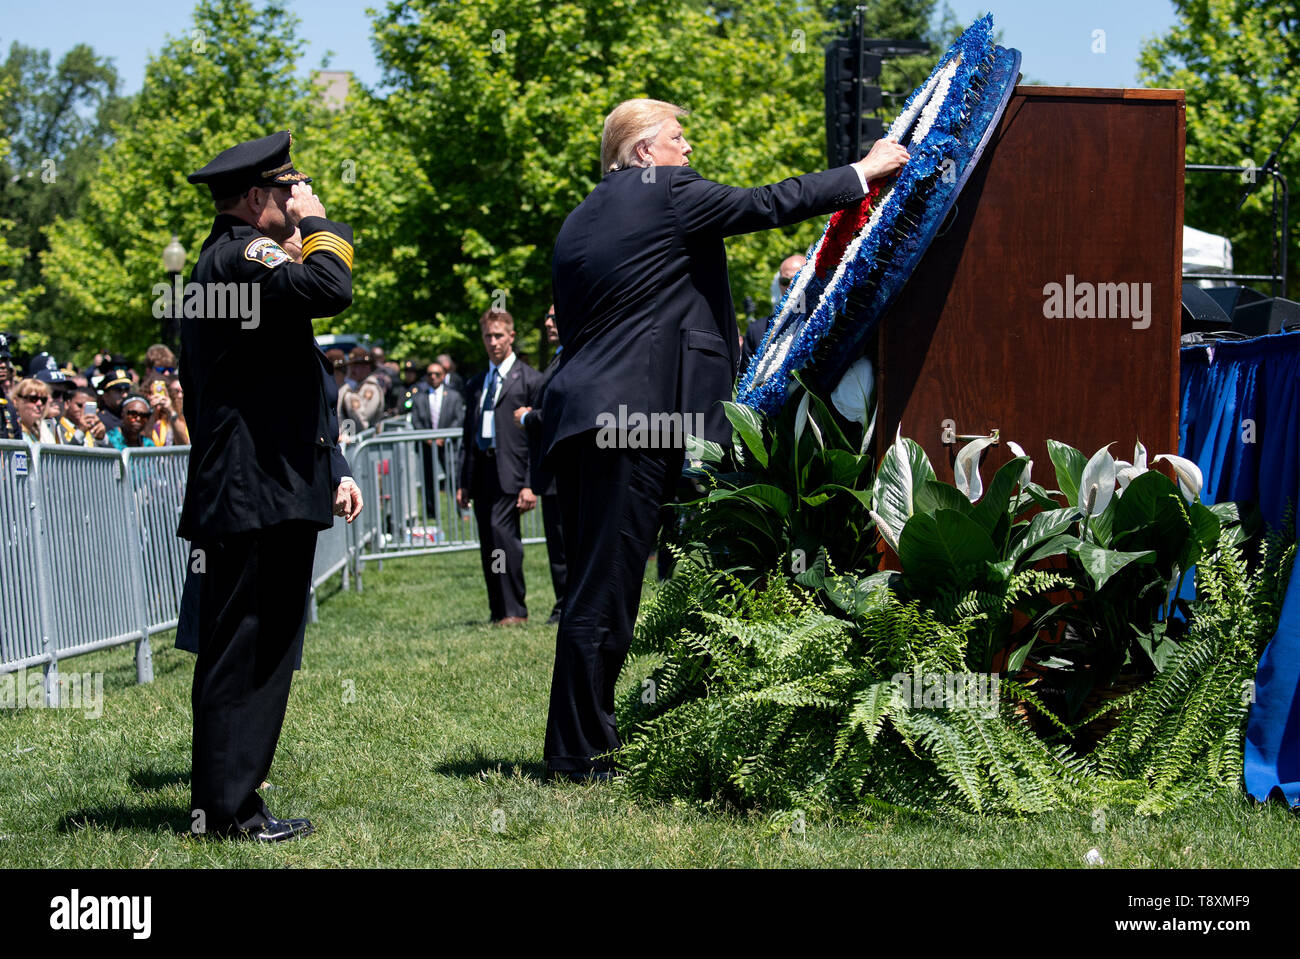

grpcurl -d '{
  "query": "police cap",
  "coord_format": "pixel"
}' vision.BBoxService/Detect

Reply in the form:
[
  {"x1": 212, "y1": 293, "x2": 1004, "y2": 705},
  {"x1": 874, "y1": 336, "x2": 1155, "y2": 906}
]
[{"x1": 187, "y1": 131, "x2": 312, "y2": 200}]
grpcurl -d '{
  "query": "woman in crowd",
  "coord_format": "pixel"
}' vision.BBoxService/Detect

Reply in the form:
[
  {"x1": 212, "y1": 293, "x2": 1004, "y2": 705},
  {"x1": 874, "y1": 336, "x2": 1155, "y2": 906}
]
[
  {"x1": 166, "y1": 374, "x2": 191, "y2": 445},
  {"x1": 140, "y1": 372, "x2": 187, "y2": 446},
  {"x1": 11, "y1": 377, "x2": 57, "y2": 443},
  {"x1": 105, "y1": 394, "x2": 156, "y2": 450}
]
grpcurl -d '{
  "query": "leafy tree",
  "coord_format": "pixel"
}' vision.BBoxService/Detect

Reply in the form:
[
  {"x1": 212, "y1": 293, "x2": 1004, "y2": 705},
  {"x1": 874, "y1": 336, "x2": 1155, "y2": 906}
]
[
  {"x1": 0, "y1": 40, "x2": 123, "y2": 353},
  {"x1": 40, "y1": 0, "x2": 320, "y2": 363},
  {"x1": 1140, "y1": 0, "x2": 1300, "y2": 296},
  {"x1": 0, "y1": 72, "x2": 40, "y2": 332},
  {"x1": 369, "y1": 0, "x2": 844, "y2": 361}
]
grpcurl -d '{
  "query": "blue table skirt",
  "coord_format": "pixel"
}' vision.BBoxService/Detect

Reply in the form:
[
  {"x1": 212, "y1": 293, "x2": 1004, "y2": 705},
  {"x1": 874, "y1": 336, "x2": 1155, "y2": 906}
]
[{"x1": 1180, "y1": 331, "x2": 1300, "y2": 806}]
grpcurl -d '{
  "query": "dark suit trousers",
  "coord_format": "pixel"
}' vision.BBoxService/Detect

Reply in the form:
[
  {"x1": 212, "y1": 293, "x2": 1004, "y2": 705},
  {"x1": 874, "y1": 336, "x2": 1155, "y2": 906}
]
[
  {"x1": 190, "y1": 520, "x2": 316, "y2": 832},
  {"x1": 542, "y1": 491, "x2": 566, "y2": 617},
  {"x1": 471, "y1": 450, "x2": 527, "y2": 620},
  {"x1": 544, "y1": 435, "x2": 680, "y2": 772}
]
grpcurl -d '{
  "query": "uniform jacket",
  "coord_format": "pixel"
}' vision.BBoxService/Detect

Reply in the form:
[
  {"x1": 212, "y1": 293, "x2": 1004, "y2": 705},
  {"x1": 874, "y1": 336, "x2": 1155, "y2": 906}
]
[
  {"x1": 542, "y1": 164, "x2": 864, "y2": 457},
  {"x1": 177, "y1": 213, "x2": 353, "y2": 540},
  {"x1": 458, "y1": 356, "x2": 543, "y2": 496}
]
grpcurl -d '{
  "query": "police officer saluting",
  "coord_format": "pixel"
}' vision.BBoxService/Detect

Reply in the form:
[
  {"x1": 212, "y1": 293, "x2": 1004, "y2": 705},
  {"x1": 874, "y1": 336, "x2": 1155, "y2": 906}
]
[{"x1": 180, "y1": 131, "x2": 363, "y2": 841}]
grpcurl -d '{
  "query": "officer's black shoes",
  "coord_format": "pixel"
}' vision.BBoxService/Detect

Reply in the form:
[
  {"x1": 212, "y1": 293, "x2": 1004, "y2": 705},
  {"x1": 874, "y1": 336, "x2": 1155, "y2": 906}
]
[
  {"x1": 546, "y1": 612, "x2": 562, "y2": 625},
  {"x1": 241, "y1": 817, "x2": 315, "y2": 842}
]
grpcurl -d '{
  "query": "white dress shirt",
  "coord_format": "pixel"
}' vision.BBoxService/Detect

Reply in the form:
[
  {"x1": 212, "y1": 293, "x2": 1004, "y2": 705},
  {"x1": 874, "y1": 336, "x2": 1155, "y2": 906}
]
[{"x1": 479, "y1": 351, "x2": 516, "y2": 447}]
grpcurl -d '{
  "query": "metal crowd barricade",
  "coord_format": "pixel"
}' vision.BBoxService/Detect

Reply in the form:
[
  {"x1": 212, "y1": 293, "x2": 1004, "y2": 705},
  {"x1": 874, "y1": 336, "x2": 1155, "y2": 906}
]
[
  {"x1": 0, "y1": 441, "x2": 51, "y2": 680},
  {"x1": 346, "y1": 428, "x2": 547, "y2": 589},
  {"x1": 2, "y1": 414, "x2": 524, "y2": 699}
]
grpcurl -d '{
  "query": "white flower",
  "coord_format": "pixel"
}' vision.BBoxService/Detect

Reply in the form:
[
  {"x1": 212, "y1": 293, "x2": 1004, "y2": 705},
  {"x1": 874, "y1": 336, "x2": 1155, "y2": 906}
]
[
  {"x1": 1154, "y1": 453, "x2": 1204, "y2": 502},
  {"x1": 830, "y1": 357, "x2": 875, "y2": 425},
  {"x1": 1079, "y1": 444, "x2": 1117, "y2": 516},
  {"x1": 1006, "y1": 440, "x2": 1032, "y2": 488},
  {"x1": 954, "y1": 435, "x2": 997, "y2": 502}
]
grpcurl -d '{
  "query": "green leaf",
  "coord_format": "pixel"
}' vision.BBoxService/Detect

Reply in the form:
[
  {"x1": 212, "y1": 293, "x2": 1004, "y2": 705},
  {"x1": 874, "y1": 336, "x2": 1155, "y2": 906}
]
[
  {"x1": 1112, "y1": 469, "x2": 1192, "y2": 570},
  {"x1": 872, "y1": 434, "x2": 936, "y2": 541},
  {"x1": 1021, "y1": 533, "x2": 1079, "y2": 565},
  {"x1": 1135, "y1": 623, "x2": 1178, "y2": 673},
  {"x1": 1009, "y1": 507, "x2": 1080, "y2": 564},
  {"x1": 898, "y1": 508, "x2": 999, "y2": 584},
  {"x1": 723, "y1": 401, "x2": 768, "y2": 469},
  {"x1": 1047, "y1": 440, "x2": 1086, "y2": 507},
  {"x1": 1006, "y1": 637, "x2": 1037, "y2": 673},
  {"x1": 709, "y1": 484, "x2": 792, "y2": 518},
  {"x1": 685, "y1": 433, "x2": 724, "y2": 464},
  {"x1": 1069, "y1": 541, "x2": 1156, "y2": 591},
  {"x1": 915, "y1": 479, "x2": 973, "y2": 515},
  {"x1": 970, "y1": 455, "x2": 1032, "y2": 533}
]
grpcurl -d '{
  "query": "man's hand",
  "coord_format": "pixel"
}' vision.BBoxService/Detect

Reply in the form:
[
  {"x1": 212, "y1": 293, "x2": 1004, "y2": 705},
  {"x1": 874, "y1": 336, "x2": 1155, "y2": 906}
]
[
  {"x1": 86, "y1": 415, "x2": 106, "y2": 441},
  {"x1": 516, "y1": 487, "x2": 537, "y2": 512},
  {"x1": 334, "y1": 477, "x2": 363, "y2": 523},
  {"x1": 283, "y1": 227, "x2": 304, "y2": 263},
  {"x1": 456, "y1": 487, "x2": 470, "y2": 510},
  {"x1": 514, "y1": 406, "x2": 531, "y2": 428},
  {"x1": 285, "y1": 182, "x2": 327, "y2": 227},
  {"x1": 855, "y1": 137, "x2": 911, "y2": 183}
]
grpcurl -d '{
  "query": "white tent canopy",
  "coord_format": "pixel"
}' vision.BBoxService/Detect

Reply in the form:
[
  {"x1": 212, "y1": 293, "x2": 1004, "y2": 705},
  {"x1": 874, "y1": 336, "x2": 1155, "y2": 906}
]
[{"x1": 1183, "y1": 224, "x2": 1234, "y2": 277}]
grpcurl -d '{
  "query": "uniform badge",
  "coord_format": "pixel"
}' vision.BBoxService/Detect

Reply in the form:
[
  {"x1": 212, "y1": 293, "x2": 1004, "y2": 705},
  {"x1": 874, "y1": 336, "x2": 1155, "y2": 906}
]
[{"x1": 244, "y1": 237, "x2": 292, "y2": 269}]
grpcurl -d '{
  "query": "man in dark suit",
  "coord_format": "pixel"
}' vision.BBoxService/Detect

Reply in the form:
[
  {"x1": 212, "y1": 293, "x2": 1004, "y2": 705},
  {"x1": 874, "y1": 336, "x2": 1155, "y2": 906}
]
[
  {"x1": 514, "y1": 305, "x2": 566, "y2": 625},
  {"x1": 179, "y1": 130, "x2": 363, "y2": 842},
  {"x1": 541, "y1": 99, "x2": 909, "y2": 779},
  {"x1": 457, "y1": 309, "x2": 544, "y2": 625},
  {"x1": 412, "y1": 359, "x2": 467, "y2": 514}
]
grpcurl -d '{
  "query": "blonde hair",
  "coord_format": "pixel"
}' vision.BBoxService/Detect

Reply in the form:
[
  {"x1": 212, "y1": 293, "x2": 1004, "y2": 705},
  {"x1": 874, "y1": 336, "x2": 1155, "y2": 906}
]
[
  {"x1": 479, "y1": 308, "x2": 514, "y2": 332},
  {"x1": 601, "y1": 98, "x2": 690, "y2": 173},
  {"x1": 13, "y1": 377, "x2": 49, "y2": 400}
]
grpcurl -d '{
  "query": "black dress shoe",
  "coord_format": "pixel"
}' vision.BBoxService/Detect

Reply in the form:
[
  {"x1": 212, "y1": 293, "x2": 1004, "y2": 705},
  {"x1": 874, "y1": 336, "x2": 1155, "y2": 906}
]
[
  {"x1": 241, "y1": 816, "x2": 315, "y2": 842},
  {"x1": 546, "y1": 612, "x2": 562, "y2": 625}
]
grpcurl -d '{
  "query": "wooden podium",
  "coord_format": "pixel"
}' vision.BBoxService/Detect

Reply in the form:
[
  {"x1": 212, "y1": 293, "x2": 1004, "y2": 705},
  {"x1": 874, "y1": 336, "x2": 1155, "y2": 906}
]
[{"x1": 875, "y1": 87, "x2": 1185, "y2": 478}]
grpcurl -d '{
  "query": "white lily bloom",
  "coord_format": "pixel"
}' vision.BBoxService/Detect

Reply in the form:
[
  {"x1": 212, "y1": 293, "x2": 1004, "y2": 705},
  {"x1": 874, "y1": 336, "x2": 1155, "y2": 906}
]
[
  {"x1": 830, "y1": 356, "x2": 875, "y2": 425},
  {"x1": 1006, "y1": 440, "x2": 1032, "y2": 488},
  {"x1": 1079, "y1": 444, "x2": 1117, "y2": 516},
  {"x1": 1154, "y1": 453, "x2": 1204, "y2": 502}
]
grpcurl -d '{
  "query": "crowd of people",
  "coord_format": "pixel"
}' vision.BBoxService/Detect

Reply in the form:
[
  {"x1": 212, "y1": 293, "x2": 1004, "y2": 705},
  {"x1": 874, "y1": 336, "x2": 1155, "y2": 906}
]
[
  {"x1": 0, "y1": 338, "x2": 190, "y2": 449},
  {"x1": 0, "y1": 331, "x2": 492, "y2": 450}
]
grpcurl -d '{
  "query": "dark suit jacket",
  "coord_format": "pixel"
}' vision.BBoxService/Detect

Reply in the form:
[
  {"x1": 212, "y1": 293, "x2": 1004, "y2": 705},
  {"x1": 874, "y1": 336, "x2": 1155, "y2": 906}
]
[
  {"x1": 177, "y1": 213, "x2": 352, "y2": 540},
  {"x1": 542, "y1": 164, "x2": 864, "y2": 458},
  {"x1": 522, "y1": 353, "x2": 562, "y2": 495},
  {"x1": 739, "y1": 313, "x2": 771, "y2": 372},
  {"x1": 410, "y1": 383, "x2": 467, "y2": 432},
  {"x1": 458, "y1": 355, "x2": 544, "y2": 496}
]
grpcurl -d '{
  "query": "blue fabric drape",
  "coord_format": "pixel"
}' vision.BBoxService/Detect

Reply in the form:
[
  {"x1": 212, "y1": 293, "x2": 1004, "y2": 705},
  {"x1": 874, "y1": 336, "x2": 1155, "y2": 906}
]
[{"x1": 1179, "y1": 331, "x2": 1300, "y2": 807}]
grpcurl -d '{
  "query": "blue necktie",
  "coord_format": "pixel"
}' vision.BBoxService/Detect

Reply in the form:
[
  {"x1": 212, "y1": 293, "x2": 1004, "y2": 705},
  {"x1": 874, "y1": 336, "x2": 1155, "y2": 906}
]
[{"x1": 477, "y1": 368, "x2": 499, "y2": 450}]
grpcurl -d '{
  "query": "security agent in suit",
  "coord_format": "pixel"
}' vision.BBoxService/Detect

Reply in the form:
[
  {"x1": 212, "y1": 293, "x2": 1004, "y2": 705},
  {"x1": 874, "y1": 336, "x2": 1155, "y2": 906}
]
[
  {"x1": 541, "y1": 99, "x2": 909, "y2": 778},
  {"x1": 456, "y1": 310, "x2": 544, "y2": 624},
  {"x1": 179, "y1": 130, "x2": 363, "y2": 842},
  {"x1": 412, "y1": 359, "x2": 466, "y2": 511},
  {"x1": 514, "y1": 306, "x2": 567, "y2": 625}
]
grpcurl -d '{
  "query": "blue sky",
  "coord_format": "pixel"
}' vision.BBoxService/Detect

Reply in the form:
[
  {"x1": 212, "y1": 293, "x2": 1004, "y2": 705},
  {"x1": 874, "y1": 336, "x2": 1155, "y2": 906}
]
[{"x1": 2, "y1": 0, "x2": 1179, "y2": 94}]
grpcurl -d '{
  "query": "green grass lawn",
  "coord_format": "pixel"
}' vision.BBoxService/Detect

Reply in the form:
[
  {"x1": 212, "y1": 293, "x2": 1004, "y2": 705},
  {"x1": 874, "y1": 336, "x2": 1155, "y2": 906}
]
[{"x1": 2, "y1": 544, "x2": 1297, "y2": 868}]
